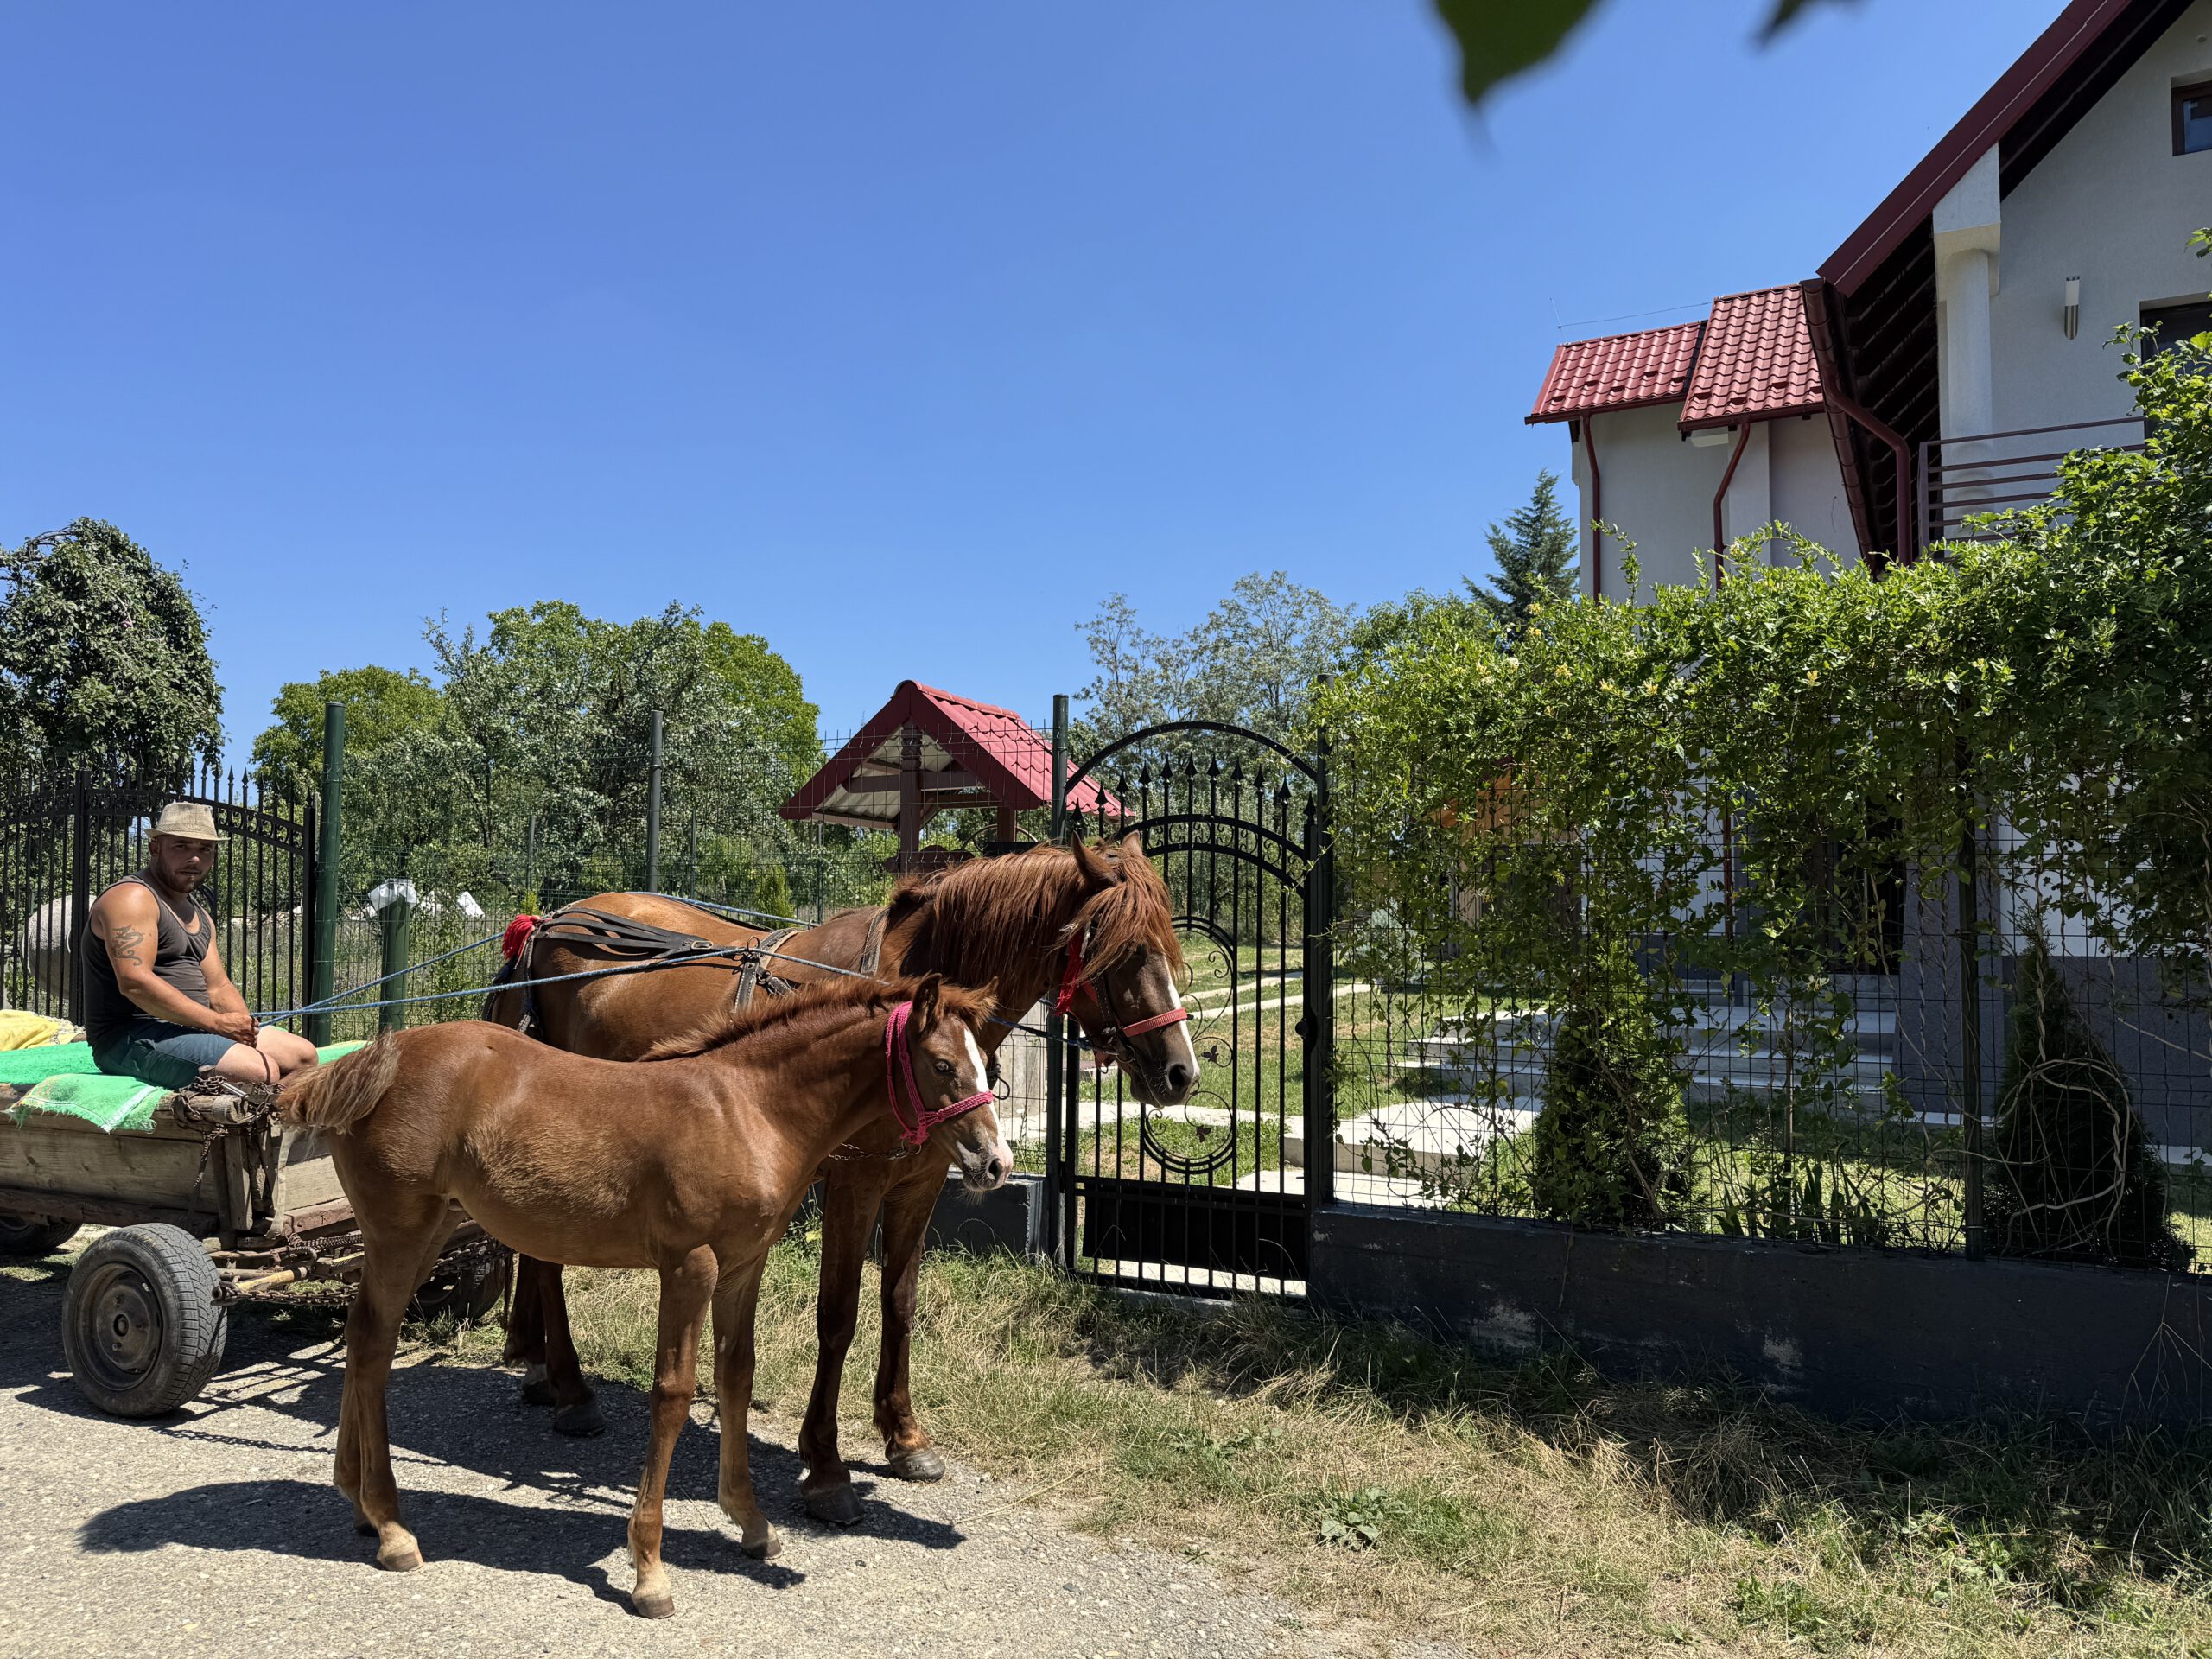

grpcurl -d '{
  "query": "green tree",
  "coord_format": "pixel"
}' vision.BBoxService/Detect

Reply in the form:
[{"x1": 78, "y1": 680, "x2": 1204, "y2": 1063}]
[
  {"x1": 1472, "y1": 471, "x2": 1578, "y2": 641},
  {"x1": 1074, "y1": 572, "x2": 1352, "y2": 749},
  {"x1": 250, "y1": 665, "x2": 442, "y2": 799},
  {"x1": 1527, "y1": 943, "x2": 1692, "y2": 1230},
  {"x1": 346, "y1": 600, "x2": 823, "y2": 901},
  {"x1": 0, "y1": 518, "x2": 222, "y2": 778}
]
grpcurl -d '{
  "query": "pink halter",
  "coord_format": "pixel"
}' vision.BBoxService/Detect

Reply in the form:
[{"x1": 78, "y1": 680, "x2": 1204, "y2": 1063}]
[{"x1": 884, "y1": 1000, "x2": 995, "y2": 1149}]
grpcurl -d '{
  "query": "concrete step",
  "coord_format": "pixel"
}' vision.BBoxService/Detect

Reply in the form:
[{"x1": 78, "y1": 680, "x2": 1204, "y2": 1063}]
[{"x1": 1286, "y1": 1097, "x2": 1541, "y2": 1174}]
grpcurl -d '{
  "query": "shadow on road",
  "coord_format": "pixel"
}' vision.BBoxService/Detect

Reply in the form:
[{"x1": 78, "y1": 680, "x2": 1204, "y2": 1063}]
[{"x1": 4, "y1": 1257, "x2": 967, "y2": 1597}]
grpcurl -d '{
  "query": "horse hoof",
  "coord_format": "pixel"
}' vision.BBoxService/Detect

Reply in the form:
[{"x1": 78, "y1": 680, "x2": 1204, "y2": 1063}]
[
  {"x1": 887, "y1": 1446, "x2": 945, "y2": 1482},
  {"x1": 804, "y1": 1485, "x2": 865, "y2": 1527},
  {"x1": 519, "y1": 1378, "x2": 556, "y2": 1408},
  {"x1": 741, "y1": 1529, "x2": 782, "y2": 1560},
  {"x1": 632, "y1": 1588, "x2": 676, "y2": 1620},
  {"x1": 553, "y1": 1401, "x2": 607, "y2": 1438},
  {"x1": 375, "y1": 1539, "x2": 423, "y2": 1573}
]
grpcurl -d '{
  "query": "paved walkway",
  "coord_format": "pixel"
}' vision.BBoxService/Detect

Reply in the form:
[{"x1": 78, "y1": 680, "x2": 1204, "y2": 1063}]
[{"x1": 0, "y1": 1261, "x2": 1453, "y2": 1659}]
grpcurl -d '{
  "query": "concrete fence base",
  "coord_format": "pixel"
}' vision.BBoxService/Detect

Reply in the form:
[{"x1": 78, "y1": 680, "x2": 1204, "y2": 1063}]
[
  {"x1": 918, "y1": 1181, "x2": 2212, "y2": 1426},
  {"x1": 1310, "y1": 1203, "x2": 2212, "y2": 1427}
]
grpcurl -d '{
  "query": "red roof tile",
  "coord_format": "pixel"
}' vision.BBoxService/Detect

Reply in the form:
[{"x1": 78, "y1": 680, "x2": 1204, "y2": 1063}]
[
  {"x1": 780, "y1": 680, "x2": 1120, "y2": 827},
  {"x1": 1678, "y1": 285, "x2": 1824, "y2": 430},
  {"x1": 1525, "y1": 321, "x2": 1705, "y2": 424}
]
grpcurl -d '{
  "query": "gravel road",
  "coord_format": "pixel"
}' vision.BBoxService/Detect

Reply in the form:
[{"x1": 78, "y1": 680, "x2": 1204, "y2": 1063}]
[{"x1": 0, "y1": 1260, "x2": 1457, "y2": 1659}]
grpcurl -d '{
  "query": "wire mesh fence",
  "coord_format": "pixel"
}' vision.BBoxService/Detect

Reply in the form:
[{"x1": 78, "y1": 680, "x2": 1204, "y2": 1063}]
[{"x1": 1330, "y1": 818, "x2": 2211, "y2": 1273}]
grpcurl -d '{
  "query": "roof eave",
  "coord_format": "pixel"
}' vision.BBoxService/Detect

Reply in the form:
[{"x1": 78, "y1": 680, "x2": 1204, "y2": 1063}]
[
  {"x1": 1820, "y1": 0, "x2": 2139, "y2": 296},
  {"x1": 1677, "y1": 398, "x2": 1827, "y2": 433},
  {"x1": 1526, "y1": 393, "x2": 1688, "y2": 426}
]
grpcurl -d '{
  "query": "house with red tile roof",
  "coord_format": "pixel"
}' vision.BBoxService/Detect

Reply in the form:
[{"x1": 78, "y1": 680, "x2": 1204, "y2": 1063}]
[{"x1": 1529, "y1": 0, "x2": 2212, "y2": 601}]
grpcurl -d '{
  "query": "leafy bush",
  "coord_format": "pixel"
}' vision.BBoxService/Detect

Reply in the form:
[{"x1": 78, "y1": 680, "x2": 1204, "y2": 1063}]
[
  {"x1": 1529, "y1": 946, "x2": 1690, "y2": 1228},
  {"x1": 1985, "y1": 942, "x2": 2190, "y2": 1271}
]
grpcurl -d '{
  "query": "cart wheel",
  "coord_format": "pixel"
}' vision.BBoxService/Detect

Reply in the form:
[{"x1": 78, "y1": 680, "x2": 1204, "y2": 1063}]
[
  {"x1": 61, "y1": 1224, "x2": 229, "y2": 1417},
  {"x1": 0, "y1": 1211, "x2": 80, "y2": 1258},
  {"x1": 409, "y1": 1248, "x2": 511, "y2": 1326}
]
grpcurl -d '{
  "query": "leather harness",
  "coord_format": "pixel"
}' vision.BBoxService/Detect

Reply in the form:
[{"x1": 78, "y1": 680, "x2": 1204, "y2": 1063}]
[{"x1": 495, "y1": 903, "x2": 895, "y2": 1034}]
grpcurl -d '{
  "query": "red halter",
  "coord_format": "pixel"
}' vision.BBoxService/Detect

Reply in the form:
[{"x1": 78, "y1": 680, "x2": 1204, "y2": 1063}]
[
  {"x1": 884, "y1": 1000, "x2": 995, "y2": 1149},
  {"x1": 1051, "y1": 931, "x2": 1192, "y2": 1039}
]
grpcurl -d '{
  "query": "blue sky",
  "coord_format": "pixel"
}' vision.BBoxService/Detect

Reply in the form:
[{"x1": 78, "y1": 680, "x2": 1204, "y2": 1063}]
[{"x1": 3, "y1": 1, "x2": 2054, "y2": 751}]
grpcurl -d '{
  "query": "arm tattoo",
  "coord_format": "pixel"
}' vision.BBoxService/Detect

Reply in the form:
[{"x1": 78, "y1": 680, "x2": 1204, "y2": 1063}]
[{"x1": 111, "y1": 925, "x2": 145, "y2": 968}]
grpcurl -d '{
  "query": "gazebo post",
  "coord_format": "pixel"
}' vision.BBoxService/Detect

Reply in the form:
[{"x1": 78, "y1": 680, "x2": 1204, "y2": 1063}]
[{"x1": 896, "y1": 724, "x2": 923, "y2": 873}]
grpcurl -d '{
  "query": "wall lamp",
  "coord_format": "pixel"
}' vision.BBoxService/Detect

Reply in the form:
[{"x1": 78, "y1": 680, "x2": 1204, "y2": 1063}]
[{"x1": 2063, "y1": 276, "x2": 2081, "y2": 340}]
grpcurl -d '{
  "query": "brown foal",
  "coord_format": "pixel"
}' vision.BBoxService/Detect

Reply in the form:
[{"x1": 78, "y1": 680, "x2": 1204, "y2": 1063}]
[
  {"x1": 281, "y1": 975, "x2": 1010, "y2": 1619},
  {"x1": 486, "y1": 835, "x2": 1198, "y2": 1524}
]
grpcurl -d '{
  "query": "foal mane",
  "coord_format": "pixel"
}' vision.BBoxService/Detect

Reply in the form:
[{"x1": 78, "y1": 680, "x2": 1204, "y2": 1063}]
[
  {"x1": 899, "y1": 838, "x2": 1184, "y2": 985},
  {"x1": 639, "y1": 973, "x2": 991, "y2": 1061}
]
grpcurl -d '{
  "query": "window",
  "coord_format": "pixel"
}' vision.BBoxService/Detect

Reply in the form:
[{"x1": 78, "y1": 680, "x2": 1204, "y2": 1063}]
[
  {"x1": 2177, "y1": 80, "x2": 2212, "y2": 155},
  {"x1": 2142, "y1": 299, "x2": 2212, "y2": 352}
]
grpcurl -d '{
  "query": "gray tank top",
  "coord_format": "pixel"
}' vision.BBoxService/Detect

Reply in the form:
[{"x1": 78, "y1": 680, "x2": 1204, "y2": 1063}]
[{"x1": 82, "y1": 875, "x2": 213, "y2": 1048}]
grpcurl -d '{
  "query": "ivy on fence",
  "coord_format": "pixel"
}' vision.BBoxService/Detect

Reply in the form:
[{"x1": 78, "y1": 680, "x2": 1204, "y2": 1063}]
[{"x1": 1317, "y1": 327, "x2": 2212, "y2": 1265}]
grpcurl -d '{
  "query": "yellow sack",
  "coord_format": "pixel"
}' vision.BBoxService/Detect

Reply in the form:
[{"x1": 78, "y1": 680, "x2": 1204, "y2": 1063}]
[{"x1": 0, "y1": 1010, "x2": 81, "y2": 1051}]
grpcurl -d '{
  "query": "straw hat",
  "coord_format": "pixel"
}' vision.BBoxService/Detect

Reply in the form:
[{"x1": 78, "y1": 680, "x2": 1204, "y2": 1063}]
[{"x1": 150, "y1": 802, "x2": 226, "y2": 843}]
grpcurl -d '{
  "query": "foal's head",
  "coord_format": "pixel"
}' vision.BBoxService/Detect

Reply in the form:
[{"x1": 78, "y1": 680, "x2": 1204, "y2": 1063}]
[{"x1": 893, "y1": 975, "x2": 1013, "y2": 1192}]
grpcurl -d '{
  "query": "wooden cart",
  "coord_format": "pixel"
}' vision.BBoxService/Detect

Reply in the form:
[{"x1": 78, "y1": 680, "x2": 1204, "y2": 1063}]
[{"x1": 0, "y1": 1078, "x2": 507, "y2": 1416}]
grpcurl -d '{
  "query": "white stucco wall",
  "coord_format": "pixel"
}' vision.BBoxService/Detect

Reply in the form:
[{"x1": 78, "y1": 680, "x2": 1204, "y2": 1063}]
[
  {"x1": 1767, "y1": 415, "x2": 1861, "y2": 566},
  {"x1": 1562, "y1": 406, "x2": 1862, "y2": 601},
  {"x1": 1980, "y1": 0, "x2": 2212, "y2": 439},
  {"x1": 1567, "y1": 402, "x2": 1728, "y2": 599}
]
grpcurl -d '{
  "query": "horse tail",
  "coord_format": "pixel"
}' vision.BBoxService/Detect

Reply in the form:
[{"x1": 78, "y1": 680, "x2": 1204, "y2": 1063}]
[{"x1": 279, "y1": 1033, "x2": 403, "y2": 1134}]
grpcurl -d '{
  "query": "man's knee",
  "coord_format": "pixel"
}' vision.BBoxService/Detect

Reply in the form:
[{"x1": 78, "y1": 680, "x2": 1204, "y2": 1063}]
[{"x1": 258, "y1": 1027, "x2": 318, "y2": 1076}]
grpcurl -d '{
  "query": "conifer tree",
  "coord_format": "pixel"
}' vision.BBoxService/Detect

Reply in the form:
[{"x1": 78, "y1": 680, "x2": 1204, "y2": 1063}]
[
  {"x1": 1473, "y1": 472, "x2": 1580, "y2": 639},
  {"x1": 1985, "y1": 940, "x2": 2190, "y2": 1270}
]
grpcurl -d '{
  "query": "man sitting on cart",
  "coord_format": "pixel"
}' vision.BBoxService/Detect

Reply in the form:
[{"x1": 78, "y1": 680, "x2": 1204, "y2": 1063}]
[{"x1": 80, "y1": 802, "x2": 320, "y2": 1090}]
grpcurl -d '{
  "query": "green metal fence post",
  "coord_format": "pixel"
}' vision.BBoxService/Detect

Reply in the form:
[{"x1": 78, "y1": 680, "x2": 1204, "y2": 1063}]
[
  {"x1": 373, "y1": 880, "x2": 415, "y2": 1036},
  {"x1": 307, "y1": 701, "x2": 345, "y2": 1046},
  {"x1": 1956, "y1": 754, "x2": 1986, "y2": 1260},
  {"x1": 645, "y1": 708, "x2": 664, "y2": 893}
]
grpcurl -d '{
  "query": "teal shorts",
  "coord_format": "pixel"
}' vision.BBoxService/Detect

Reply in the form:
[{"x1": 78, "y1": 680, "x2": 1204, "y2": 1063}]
[{"x1": 92, "y1": 1019, "x2": 239, "y2": 1091}]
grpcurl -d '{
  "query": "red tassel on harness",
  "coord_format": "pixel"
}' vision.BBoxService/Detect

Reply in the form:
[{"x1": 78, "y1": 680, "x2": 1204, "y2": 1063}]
[
  {"x1": 502, "y1": 914, "x2": 542, "y2": 962},
  {"x1": 1052, "y1": 931, "x2": 1086, "y2": 1015}
]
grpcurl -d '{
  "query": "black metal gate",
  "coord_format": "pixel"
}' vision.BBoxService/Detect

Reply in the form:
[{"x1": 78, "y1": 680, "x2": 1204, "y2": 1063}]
[
  {"x1": 1046, "y1": 721, "x2": 1332, "y2": 1295},
  {"x1": 0, "y1": 766, "x2": 318, "y2": 1027}
]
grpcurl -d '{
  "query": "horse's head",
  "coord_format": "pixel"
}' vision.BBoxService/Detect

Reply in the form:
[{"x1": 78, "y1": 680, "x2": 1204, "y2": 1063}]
[
  {"x1": 1059, "y1": 833, "x2": 1200, "y2": 1108},
  {"x1": 897, "y1": 975, "x2": 1013, "y2": 1192}
]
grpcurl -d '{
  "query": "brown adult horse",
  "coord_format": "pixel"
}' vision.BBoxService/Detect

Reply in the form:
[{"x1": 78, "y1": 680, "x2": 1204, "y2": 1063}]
[
  {"x1": 485, "y1": 834, "x2": 1197, "y2": 1523},
  {"x1": 281, "y1": 974, "x2": 1009, "y2": 1619}
]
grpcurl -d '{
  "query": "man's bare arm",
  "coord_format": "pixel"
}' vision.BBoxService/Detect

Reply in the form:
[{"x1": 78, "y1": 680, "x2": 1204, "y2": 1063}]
[{"x1": 92, "y1": 887, "x2": 254, "y2": 1042}]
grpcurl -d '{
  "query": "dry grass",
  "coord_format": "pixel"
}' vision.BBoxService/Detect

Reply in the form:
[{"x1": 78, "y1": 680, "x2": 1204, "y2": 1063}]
[{"x1": 432, "y1": 1234, "x2": 2212, "y2": 1657}]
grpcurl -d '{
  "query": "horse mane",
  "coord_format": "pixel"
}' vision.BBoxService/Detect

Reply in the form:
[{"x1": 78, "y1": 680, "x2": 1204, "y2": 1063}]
[
  {"x1": 901, "y1": 839, "x2": 1183, "y2": 985},
  {"x1": 639, "y1": 972, "x2": 992, "y2": 1061}
]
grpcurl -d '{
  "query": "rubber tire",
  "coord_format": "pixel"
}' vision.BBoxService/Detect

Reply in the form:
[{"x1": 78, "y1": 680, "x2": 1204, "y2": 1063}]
[
  {"x1": 61, "y1": 1224, "x2": 229, "y2": 1418},
  {"x1": 408, "y1": 1248, "x2": 511, "y2": 1326},
  {"x1": 0, "y1": 1212, "x2": 81, "y2": 1258}
]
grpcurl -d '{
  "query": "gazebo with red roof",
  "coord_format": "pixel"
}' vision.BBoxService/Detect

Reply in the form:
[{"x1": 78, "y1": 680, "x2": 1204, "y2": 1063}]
[{"x1": 779, "y1": 681, "x2": 1120, "y2": 871}]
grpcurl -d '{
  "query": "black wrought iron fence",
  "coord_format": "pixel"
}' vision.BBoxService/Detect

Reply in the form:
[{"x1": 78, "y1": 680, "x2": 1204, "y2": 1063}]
[{"x1": 0, "y1": 765, "x2": 316, "y2": 1028}]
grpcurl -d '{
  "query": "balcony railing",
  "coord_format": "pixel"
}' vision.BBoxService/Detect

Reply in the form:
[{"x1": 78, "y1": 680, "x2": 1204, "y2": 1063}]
[{"x1": 1917, "y1": 416, "x2": 2145, "y2": 548}]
